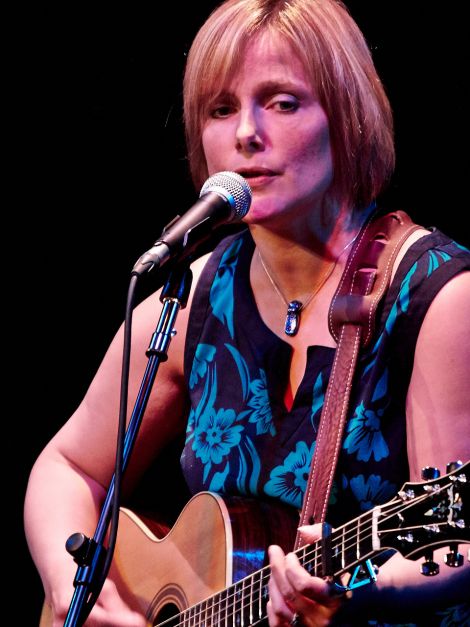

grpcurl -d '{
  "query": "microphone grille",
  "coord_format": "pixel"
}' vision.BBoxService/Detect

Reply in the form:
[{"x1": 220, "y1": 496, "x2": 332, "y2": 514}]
[{"x1": 200, "y1": 171, "x2": 252, "y2": 221}]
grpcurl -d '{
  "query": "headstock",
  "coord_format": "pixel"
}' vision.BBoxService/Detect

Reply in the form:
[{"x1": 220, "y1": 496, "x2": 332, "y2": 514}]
[{"x1": 376, "y1": 461, "x2": 469, "y2": 574}]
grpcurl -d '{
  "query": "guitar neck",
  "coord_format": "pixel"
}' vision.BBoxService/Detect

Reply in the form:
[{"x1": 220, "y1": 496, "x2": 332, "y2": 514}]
[
  {"x1": 162, "y1": 508, "x2": 379, "y2": 627},
  {"x1": 154, "y1": 463, "x2": 468, "y2": 627}
]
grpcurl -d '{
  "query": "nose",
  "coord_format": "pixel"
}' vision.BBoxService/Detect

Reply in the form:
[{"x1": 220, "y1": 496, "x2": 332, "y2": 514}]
[{"x1": 235, "y1": 107, "x2": 265, "y2": 153}]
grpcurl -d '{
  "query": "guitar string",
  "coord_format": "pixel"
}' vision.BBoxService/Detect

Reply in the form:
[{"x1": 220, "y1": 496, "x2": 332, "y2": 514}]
[
  {"x1": 154, "y1": 489, "x2": 449, "y2": 627},
  {"x1": 155, "y1": 495, "x2": 433, "y2": 627},
  {"x1": 153, "y1": 502, "x2": 389, "y2": 627},
  {"x1": 160, "y1": 501, "x2": 431, "y2": 627},
  {"x1": 227, "y1": 484, "x2": 460, "y2": 625}
]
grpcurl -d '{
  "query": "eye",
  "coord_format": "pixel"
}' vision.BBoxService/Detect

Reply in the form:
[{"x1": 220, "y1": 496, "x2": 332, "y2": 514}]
[
  {"x1": 209, "y1": 104, "x2": 236, "y2": 119},
  {"x1": 269, "y1": 96, "x2": 299, "y2": 113}
]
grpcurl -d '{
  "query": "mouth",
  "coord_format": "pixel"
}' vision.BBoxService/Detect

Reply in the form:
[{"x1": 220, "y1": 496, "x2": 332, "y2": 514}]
[
  {"x1": 236, "y1": 168, "x2": 277, "y2": 179},
  {"x1": 235, "y1": 168, "x2": 278, "y2": 187}
]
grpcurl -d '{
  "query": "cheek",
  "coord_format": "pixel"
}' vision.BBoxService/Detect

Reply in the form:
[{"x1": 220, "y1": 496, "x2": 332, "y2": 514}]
[
  {"x1": 202, "y1": 125, "x2": 225, "y2": 173},
  {"x1": 292, "y1": 123, "x2": 333, "y2": 181}
]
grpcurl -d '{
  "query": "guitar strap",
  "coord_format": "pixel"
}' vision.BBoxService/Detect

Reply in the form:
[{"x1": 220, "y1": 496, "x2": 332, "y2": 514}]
[{"x1": 295, "y1": 210, "x2": 421, "y2": 549}]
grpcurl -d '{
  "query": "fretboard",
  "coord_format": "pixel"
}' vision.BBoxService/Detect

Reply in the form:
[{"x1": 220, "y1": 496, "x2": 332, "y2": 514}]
[{"x1": 157, "y1": 507, "x2": 380, "y2": 627}]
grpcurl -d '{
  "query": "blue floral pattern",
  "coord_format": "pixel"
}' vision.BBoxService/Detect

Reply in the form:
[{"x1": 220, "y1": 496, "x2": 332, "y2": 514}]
[
  {"x1": 349, "y1": 474, "x2": 396, "y2": 511},
  {"x1": 247, "y1": 369, "x2": 275, "y2": 435},
  {"x1": 264, "y1": 441, "x2": 316, "y2": 508},
  {"x1": 209, "y1": 237, "x2": 243, "y2": 339},
  {"x1": 183, "y1": 231, "x2": 470, "y2": 515},
  {"x1": 189, "y1": 343, "x2": 216, "y2": 389},
  {"x1": 180, "y1": 228, "x2": 470, "y2": 624},
  {"x1": 344, "y1": 402, "x2": 389, "y2": 462},
  {"x1": 345, "y1": 364, "x2": 390, "y2": 462},
  {"x1": 192, "y1": 407, "x2": 244, "y2": 480}
]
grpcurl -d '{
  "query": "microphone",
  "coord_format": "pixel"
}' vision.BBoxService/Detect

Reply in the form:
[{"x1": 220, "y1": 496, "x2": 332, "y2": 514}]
[{"x1": 132, "y1": 171, "x2": 252, "y2": 276}]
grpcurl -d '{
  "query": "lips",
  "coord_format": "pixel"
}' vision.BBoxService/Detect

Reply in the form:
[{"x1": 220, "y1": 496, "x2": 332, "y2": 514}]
[
  {"x1": 235, "y1": 167, "x2": 278, "y2": 178},
  {"x1": 234, "y1": 168, "x2": 279, "y2": 189}
]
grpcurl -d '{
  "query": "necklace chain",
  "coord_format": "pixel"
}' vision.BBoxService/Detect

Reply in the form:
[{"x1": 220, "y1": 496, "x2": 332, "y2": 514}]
[
  {"x1": 257, "y1": 231, "x2": 360, "y2": 336},
  {"x1": 258, "y1": 252, "x2": 334, "y2": 310}
]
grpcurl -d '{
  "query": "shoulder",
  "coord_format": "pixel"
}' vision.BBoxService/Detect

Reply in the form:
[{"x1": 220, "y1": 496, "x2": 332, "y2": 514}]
[
  {"x1": 415, "y1": 269, "x2": 470, "y2": 355},
  {"x1": 406, "y1": 270, "x2": 470, "y2": 480},
  {"x1": 385, "y1": 227, "x2": 470, "y2": 324}
]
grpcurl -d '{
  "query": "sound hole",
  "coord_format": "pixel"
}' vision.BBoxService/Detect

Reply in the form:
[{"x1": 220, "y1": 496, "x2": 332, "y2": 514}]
[{"x1": 153, "y1": 602, "x2": 179, "y2": 627}]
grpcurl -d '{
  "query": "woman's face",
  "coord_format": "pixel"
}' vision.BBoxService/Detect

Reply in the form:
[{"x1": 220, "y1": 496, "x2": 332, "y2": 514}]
[{"x1": 201, "y1": 33, "x2": 333, "y2": 230}]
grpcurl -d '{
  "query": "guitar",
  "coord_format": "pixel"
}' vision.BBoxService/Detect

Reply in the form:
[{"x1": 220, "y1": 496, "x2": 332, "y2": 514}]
[{"x1": 40, "y1": 462, "x2": 469, "y2": 626}]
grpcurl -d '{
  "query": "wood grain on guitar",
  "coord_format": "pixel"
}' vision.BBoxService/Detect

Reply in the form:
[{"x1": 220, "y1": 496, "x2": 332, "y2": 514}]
[{"x1": 40, "y1": 462, "x2": 469, "y2": 626}]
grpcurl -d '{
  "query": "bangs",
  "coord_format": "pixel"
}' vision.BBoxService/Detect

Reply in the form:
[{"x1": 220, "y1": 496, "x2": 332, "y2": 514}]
[{"x1": 184, "y1": 0, "x2": 394, "y2": 204}]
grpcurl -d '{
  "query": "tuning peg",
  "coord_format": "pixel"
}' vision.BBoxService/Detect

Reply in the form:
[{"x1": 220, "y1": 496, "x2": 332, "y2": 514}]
[
  {"x1": 446, "y1": 461, "x2": 463, "y2": 474},
  {"x1": 420, "y1": 550, "x2": 440, "y2": 576},
  {"x1": 421, "y1": 467, "x2": 440, "y2": 481},
  {"x1": 444, "y1": 543, "x2": 464, "y2": 568}
]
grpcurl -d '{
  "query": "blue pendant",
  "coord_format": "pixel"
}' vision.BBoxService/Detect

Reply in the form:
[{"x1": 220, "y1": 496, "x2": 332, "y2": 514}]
[{"x1": 285, "y1": 300, "x2": 303, "y2": 336}]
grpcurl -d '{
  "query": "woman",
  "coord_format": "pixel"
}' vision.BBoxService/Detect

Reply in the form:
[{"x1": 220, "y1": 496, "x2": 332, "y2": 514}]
[{"x1": 25, "y1": 0, "x2": 470, "y2": 625}]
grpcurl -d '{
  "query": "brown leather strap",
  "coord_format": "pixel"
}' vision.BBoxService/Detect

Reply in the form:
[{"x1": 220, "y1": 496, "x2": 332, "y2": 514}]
[{"x1": 295, "y1": 211, "x2": 421, "y2": 548}]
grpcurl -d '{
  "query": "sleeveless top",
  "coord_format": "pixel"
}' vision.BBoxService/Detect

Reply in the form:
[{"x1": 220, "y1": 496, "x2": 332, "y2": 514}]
[{"x1": 180, "y1": 225, "x2": 470, "y2": 625}]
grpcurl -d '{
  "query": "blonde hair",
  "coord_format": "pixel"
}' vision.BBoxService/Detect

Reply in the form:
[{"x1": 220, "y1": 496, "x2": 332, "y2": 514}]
[{"x1": 183, "y1": 0, "x2": 395, "y2": 209}]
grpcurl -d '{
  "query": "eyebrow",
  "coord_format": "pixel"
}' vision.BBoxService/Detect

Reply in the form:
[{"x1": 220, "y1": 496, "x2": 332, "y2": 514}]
[{"x1": 213, "y1": 79, "x2": 310, "y2": 100}]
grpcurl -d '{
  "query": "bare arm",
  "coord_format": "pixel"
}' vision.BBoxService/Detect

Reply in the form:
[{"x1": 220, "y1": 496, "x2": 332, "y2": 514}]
[
  {"x1": 24, "y1": 254, "x2": 210, "y2": 625},
  {"x1": 268, "y1": 271, "x2": 470, "y2": 625},
  {"x1": 365, "y1": 270, "x2": 470, "y2": 613}
]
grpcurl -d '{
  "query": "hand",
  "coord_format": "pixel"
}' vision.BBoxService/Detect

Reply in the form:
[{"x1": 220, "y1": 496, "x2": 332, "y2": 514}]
[
  {"x1": 50, "y1": 578, "x2": 148, "y2": 627},
  {"x1": 267, "y1": 525, "x2": 347, "y2": 627}
]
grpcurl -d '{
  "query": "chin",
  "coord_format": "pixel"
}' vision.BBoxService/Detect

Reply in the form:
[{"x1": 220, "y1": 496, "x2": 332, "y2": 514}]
[{"x1": 243, "y1": 203, "x2": 279, "y2": 225}]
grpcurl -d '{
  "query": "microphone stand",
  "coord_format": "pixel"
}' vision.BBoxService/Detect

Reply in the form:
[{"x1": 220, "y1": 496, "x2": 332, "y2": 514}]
[{"x1": 64, "y1": 264, "x2": 193, "y2": 626}]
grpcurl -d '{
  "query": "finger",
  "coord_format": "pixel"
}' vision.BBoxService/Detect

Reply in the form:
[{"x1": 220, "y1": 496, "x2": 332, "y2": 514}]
[
  {"x1": 296, "y1": 523, "x2": 323, "y2": 543},
  {"x1": 266, "y1": 597, "x2": 294, "y2": 627},
  {"x1": 84, "y1": 605, "x2": 147, "y2": 627},
  {"x1": 268, "y1": 545, "x2": 297, "y2": 607},
  {"x1": 284, "y1": 552, "x2": 342, "y2": 608},
  {"x1": 268, "y1": 569, "x2": 297, "y2": 625}
]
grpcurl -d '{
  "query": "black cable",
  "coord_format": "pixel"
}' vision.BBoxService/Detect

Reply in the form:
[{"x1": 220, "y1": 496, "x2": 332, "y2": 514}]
[{"x1": 80, "y1": 273, "x2": 139, "y2": 624}]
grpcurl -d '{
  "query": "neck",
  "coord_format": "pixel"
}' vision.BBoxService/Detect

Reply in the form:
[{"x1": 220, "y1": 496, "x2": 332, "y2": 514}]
[{"x1": 250, "y1": 206, "x2": 370, "y2": 299}]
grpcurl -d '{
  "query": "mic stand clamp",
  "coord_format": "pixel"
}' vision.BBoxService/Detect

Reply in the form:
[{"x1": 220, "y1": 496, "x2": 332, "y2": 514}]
[{"x1": 63, "y1": 264, "x2": 193, "y2": 626}]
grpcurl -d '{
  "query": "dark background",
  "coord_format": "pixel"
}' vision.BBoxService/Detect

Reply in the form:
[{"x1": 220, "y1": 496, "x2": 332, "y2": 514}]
[{"x1": 13, "y1": 2, "x2": 468, "y2": 623}]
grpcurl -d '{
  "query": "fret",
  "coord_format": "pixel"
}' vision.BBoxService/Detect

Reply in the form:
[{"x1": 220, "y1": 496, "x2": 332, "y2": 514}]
[
  {"x1": 248, "y1": 572, "x2": 254, "y2": 625},
  {"x1": 341, "y1": 526, "x2": 346, "y2": 570},
  {"x1": 209, "y1": 594, "x2": 215, "y2": 627},
  {"x1": 251, "y1": 568, "x2": 262, "y2": 622},
  {"x1": 356, "y1": 516, "x2": 361, "y2": 560},
  {"x1": 226, "y1": 583, "x2": 236, "y2": 627},
  {"x1": 313, "y1": 541, "x2": 319, "y2": 577},
  {"x1": 233, "y1": 581, "x2": 242, "y2": 627},
  {"x1": 300, "y1": 545, "x2": 309, "y2": 574},
  {"x1": 225, "y1": 583, "x2": 234, "y2": 627},
  {"x1": 240, "y1": 578, "x2": 246, "y2": 627},
  {"x1": 260, "y1": 569, "x2": 267, "y2": 621},
  {"x1": 332, "y1": 535, "x2": 341, "y2": 574},
  {"x1": 301, "y1": 544, "x2": 313, "y2": 577},
  {"x1": 262, "y1": 570, "x2": 270, "y2": 615},
  {"x1": 201, "y1": 598, "x2": 208, "y2": 627},
  {"x1": 372, "y1": 506, "x2": 381, "y2": 551},
  {"x1": 218, "y1": 587, "x2": 227, "y2": 627},
  {"x1": 362, "y1": 510, "x2": 375, "y2": 556},
  {"x1": 240, "y1": 577, "x2": 251, "y2": 627},
  {"x1": 188, "y1": 604, "x2": 196, "y2": 627},
  {"x1": 339, "y1": 521, "x2": 359, "y2": 573}
]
